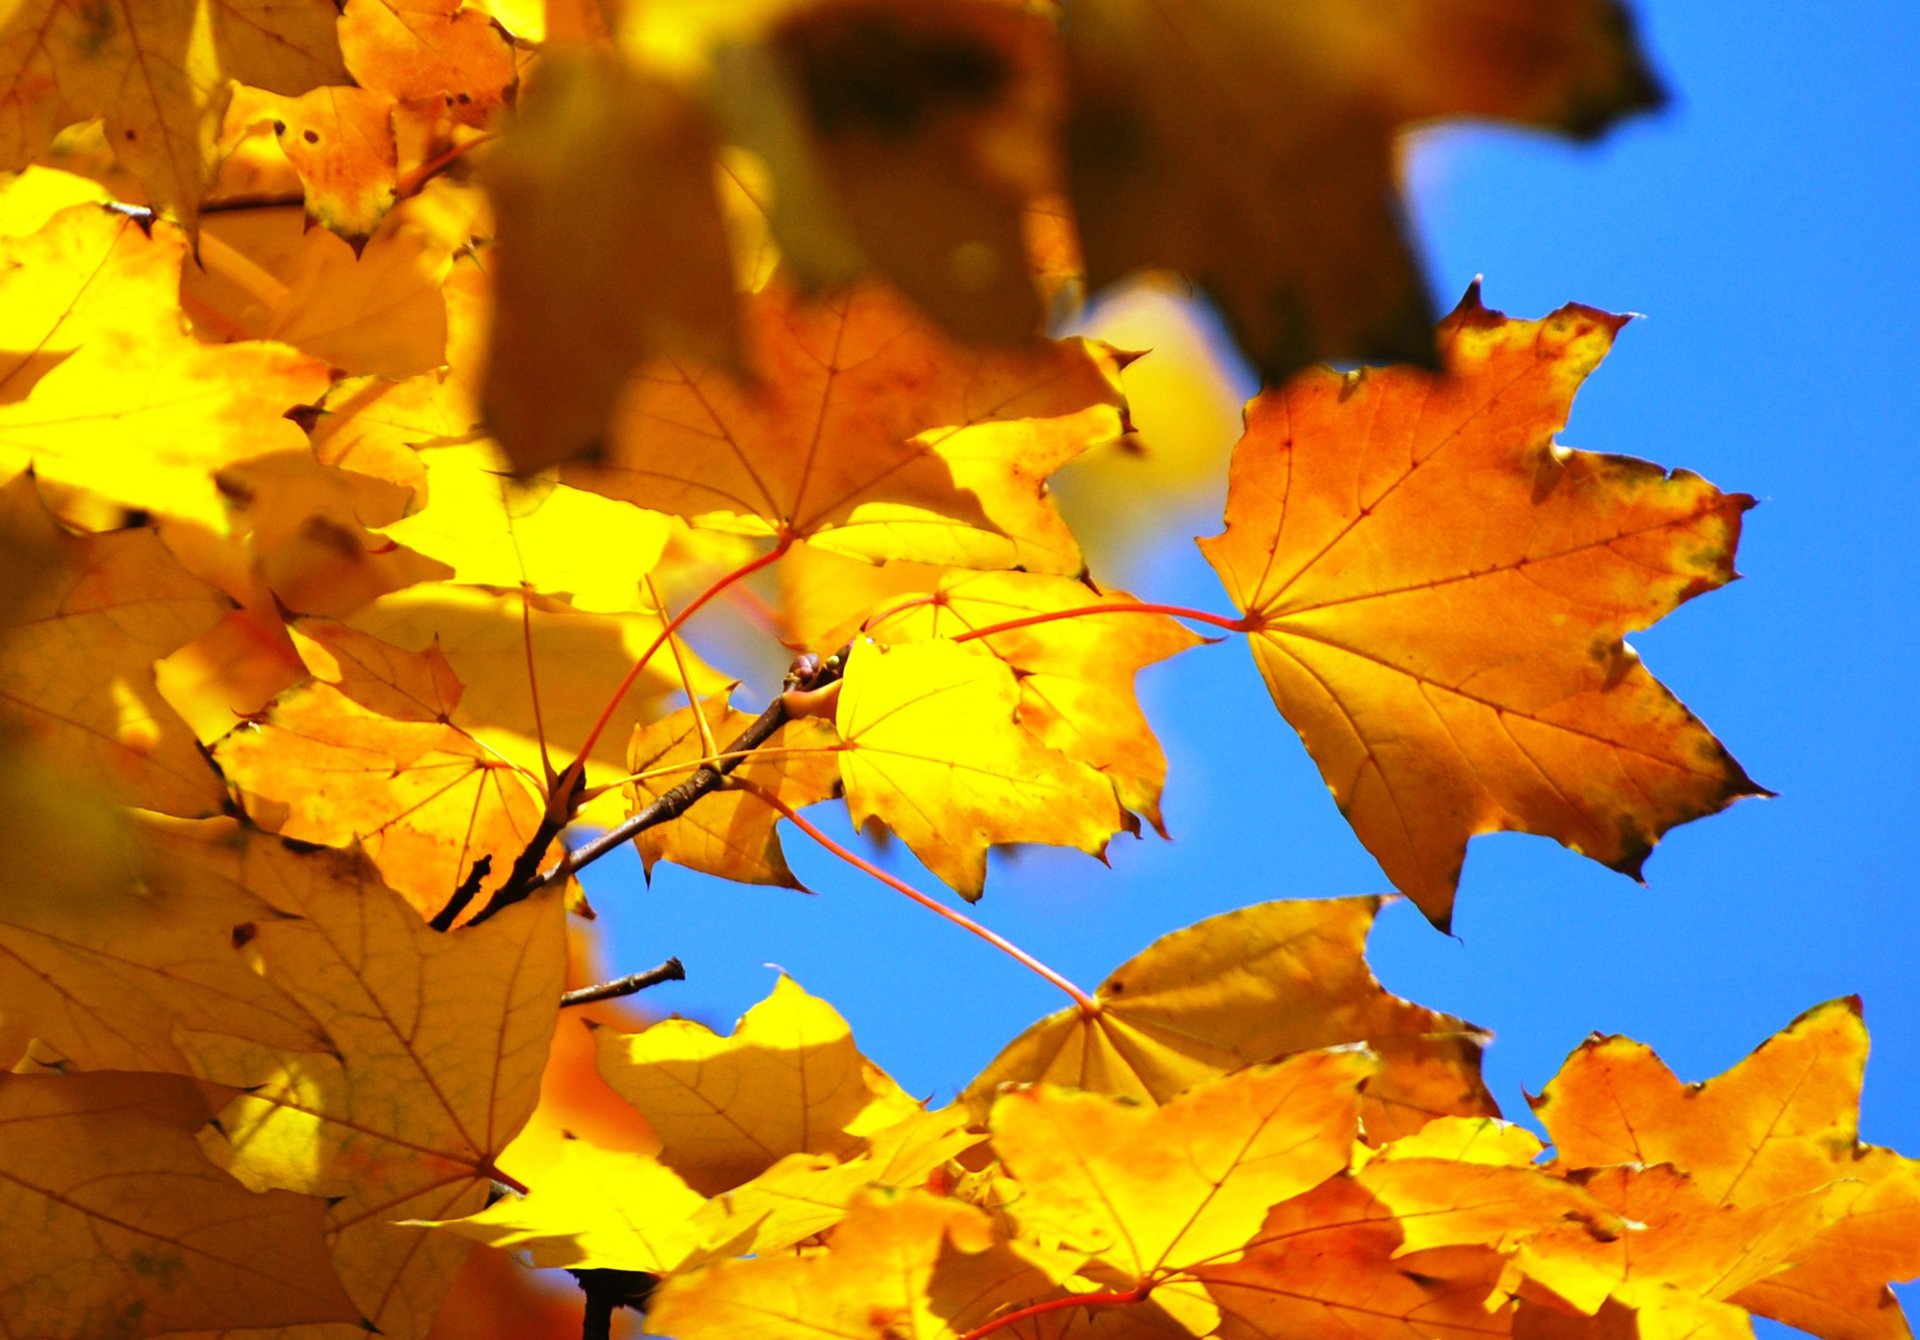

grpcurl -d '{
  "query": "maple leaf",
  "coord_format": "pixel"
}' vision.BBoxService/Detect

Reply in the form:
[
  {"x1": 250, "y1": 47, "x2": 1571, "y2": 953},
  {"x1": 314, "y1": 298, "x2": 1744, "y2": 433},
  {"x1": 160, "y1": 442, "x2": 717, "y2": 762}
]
[
  {"x1": 625, "y1": 691, "x2": 841, "y2": 888},
  {"x1": 213, "y1": 621, "x2": 547, "y2": 922},
  {"x1": 376, "y1": 440, "x2": 675, "y2": 614},
  {"x1": 186, "y1": 197, "x2": 463, "y2": 380},
  {"x1": 594, "y1": 975, "x2": 922, "y2": 1196},
  {"x1": 1531, "y1": 998, "x2": 1920, "y2": 1340},
  {"x1": 0, "y1": 475, "x2": 230, "y2": 815},
  {"x1": 565, "y1": 276, "x2": 1128, "y2": 573},
  {"x1": 1192, "y1": 1176, "x2": 1513, "y2": 1340},
  {"x1": 836, "y1": 637, "x2": 1127, "y2": 898},
  {"x1": 967, "y1": 897, "x2": 1495, "y2": 1142},
  {"x1": 0, "y1": 813, "x2": 330, "y2": 1073},
  {"x1": 846, "y1": 564, "x2": 1204, "y2": 835},
  {"x1": 0, "y1": 1069, "x2": 360, "y2": 1337},
  {"x1": 226, "y1": 84, "x2": 401, "y2": 240},
  {"x1": 418, "y1": 1136, "x2": 715, "y2": 1274},
  {"x1": 0, "y1": 205, "x2": 331, "y2": 530},
  {"x1": 481, "y1": 54, "x2": 740, "y2": 472},
  {"x1": 990, "y1": 1051, "x2": 1375, "y2": 1331},
  {"x1": 346, "y1": 585, "x2": 729, "y2": 828},
  {"x1": 1062, "y1": 0, "x2": 1662, "y2": 381},
  {"x1": 690, "y1": 1104, "x2": 984, "y2": 1257},
  {"x1": 340, "y1": 0, "x2": 517, "y2": 129},
  {"x1": 649, "y1": 1189, "x2": 1061, "y2": 1340},
  {"x1": 0, "y1": 0, "x2": 346, "y2": 227},
  {"x1": 1201, "y1": 286, "x2": 1764, "y2": 927},
  {"x1": 723, "y1": 0, "x2": 1062, "y2": 344},
  {"x1": 174, "y1": 822, "x2": 566, "y2": 1339}
]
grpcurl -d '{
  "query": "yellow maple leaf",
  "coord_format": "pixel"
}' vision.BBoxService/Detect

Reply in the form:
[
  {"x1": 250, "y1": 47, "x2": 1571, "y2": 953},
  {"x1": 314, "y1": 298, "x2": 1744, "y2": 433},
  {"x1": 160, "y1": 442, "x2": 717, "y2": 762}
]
[
  {"x1": 0, "y1": 813, "x2": 329, "y2": 1073},
  {"x1": 378, "y1": 440, "x2": 674, "y2": 614},
  {"x1": 0, "y1": 205, "x2": 331, "y2": 530},
  {"x1": 230, "y1": 83, "x2": 400, "y2": 240},
  {"x1": 215, "y1": 621, "x2": 546, "y2": 923},
  {"x1": 968, "y1": 897, "x2": 1495, "y2": 1143},
  {"x1": 649, "y1": 1189, "x2": 1062, "y2": 1340},
  {"x1": 340, "y1": 0, "x2": 516, "y2": 128},
  {"x1": 0, "y1": 474, "x2": 229, "y2": 814},
  {"x1": 1200, "y1": 286, "x2": 1763, "y2": 927},
  {"x1": 990, "y1": 1051, "x2": 1375, "y2": 1331},
  {"x1": 595, "y1": 974, "x2": 922, "y2": 1196},
  {"x1": 0, "y1": 1069, "x2": 359, "y2": 1336},
  {"x1": 626, "y1": 691, "x2": 842, "y2": 887},
  {"x1": 855, "y1": 566, "x2": 1206, "y2": 835},
  {"x1": 1532, "y1": 999, "x2": 1920, "y2": 1340},
  {"x1": 1191, "y1": 1175, "x2": 1513, "y2": 1340},
  {"x1": 175, "y1": 822, "x2": 565, "y2": 1339},
  {"x1": 418, "y1": 1136, "x2": 713, "y2": 1274},
  {"x1": 836, "y1": 637, "x2": 1126, "y2": 898}
]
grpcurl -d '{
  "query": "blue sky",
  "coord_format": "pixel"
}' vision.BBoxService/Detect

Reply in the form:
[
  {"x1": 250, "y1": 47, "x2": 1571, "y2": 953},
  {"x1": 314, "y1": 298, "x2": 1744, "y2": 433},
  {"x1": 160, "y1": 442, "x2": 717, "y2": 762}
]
[{"x1": 590, "y1": 0, "x2": 1920, "y2": 1316}]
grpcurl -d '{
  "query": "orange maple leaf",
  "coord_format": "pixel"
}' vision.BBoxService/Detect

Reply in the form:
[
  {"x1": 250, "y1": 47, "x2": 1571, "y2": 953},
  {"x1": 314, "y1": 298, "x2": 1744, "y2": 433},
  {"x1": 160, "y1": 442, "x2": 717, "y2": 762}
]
[
  {"x1": 1201, "y1": 286, "x2": 1764, "y2": 927},
  {"x1": 1532, "y1": 999, "x2": 1920, "y2": 1340},
  {"x1": 566, "y1": 276, "x2": 1127, "y2": 573}
]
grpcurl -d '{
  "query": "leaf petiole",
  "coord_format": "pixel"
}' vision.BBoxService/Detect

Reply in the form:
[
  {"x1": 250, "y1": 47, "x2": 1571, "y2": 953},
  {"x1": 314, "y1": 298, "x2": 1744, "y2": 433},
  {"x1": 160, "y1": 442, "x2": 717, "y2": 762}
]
[{"x1": 730, "y1": 776, "x2": 1098, "y2": 1016}]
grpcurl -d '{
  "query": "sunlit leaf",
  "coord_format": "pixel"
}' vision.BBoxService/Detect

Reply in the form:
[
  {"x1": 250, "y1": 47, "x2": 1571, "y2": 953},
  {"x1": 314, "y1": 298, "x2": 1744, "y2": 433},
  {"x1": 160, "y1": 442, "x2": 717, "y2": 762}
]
[
  {"x1": 649, "y1": 1190, "x2": 1059, "y2": 1340},
  {"x1": 837, "y1": 637, "x2": 1126, "y2": 898},
  {"x1": 968, "y1": 897, "x2": 1495, "y2": 1141},
  {"x1": 625, "y1": 691, "x2": 841, "y2": 888},
  {"x1": 568, "y1": 276, "x2": 1127, "y2": 573},
  {"x1": 595, "y1": 975, "x2": 921, "y2": 1196},
  {"x1": 177, "y1": 822, "x2": 565, "y2": 1339},
  {"x1": 0, "y1": 206, "x2": 331, "y2": 530},
  {"x1": 0, "y1": 475, "x2": 230, "y2": 814},
  {"x1": 1201, "y1": 286, "x2": 1762, "y2": 927}
]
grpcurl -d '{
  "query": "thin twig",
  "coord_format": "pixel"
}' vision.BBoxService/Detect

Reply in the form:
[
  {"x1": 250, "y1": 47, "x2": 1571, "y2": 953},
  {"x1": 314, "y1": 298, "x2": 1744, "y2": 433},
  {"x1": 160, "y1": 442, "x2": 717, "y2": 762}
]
[
  {"x1": 561, "y1": 958, "x2": 686, "y2": 1008},
  {"x1": 467, "y1": 646, "x2": 849, "y2": 922}
]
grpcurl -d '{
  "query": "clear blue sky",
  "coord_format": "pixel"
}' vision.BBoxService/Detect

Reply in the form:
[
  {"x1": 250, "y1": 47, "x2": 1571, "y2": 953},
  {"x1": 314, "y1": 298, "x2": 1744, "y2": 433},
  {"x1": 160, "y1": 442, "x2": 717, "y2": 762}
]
[{"x1": 591, "y1": 0, "x2": 1920, "y2": 1315}]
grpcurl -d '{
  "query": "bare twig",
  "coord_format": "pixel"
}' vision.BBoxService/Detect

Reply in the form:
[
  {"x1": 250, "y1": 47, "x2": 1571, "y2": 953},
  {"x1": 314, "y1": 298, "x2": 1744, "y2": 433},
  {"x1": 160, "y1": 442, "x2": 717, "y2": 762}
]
[
  {"x1": 465, "y1": 646, "x2": 849, "y2": 925},
  {"x1": 561, "y1": 957, "x2": 686, "y2": 1008}
]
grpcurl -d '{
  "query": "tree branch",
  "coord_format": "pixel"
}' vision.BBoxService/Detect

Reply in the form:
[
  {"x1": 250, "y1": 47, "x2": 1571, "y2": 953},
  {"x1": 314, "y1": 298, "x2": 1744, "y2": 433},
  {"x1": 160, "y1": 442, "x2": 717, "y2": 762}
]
[
  {"x1": 561, "y1": 957, "x2": 686, "y2": 1008},
  {"x1": 465, "y1": 647, "x2": 849, "y2": 925}
]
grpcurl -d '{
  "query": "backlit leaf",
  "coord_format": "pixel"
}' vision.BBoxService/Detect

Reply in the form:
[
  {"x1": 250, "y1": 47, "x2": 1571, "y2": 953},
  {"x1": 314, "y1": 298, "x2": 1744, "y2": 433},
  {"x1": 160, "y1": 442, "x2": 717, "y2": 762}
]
[
  {"x1": 989, "y1": 1052, "x2": 1374, "y2": 1300},
  {"x1": 625, "y1": 691, "x2": 841, "y2": 888},
  {"x1": 1193, "y1": 1176, "x2": 1511, "y2": 1340},
  {"x1": 0, "y1": 813, "x2": 329, "y2": 1073},
  {"x1": 595, "y1": 974, "x2": 921, "y2": 1195},
  {"x1": 214, "y1": 623, "x2": 546, "y2": 923},
  {"x1": 856, "y1": 566, "x2": 1204, "y2": 835},
  {"x1": 0, "y1": 205, "x2": 332, "y2": 531},
  {"x1": 1201, "y1": 287, "x2": 1762, "y2": 927},
  {"x1": 568, "y1": 277, "x2": 1127, "y2": 573},
  {"x1": 836, "y1": 637, "x2": 1126, "y2": 898},
  {"x1": 176, "y1": 822, "x2": 565, "y2": 1339},
  {"x1": 0, "y1": 475, "x2": 229, "y2": 814},
  {"x1": 968, "y1": 897, "x2": 1495, "y2": 1141},
  {"x1": 649, "y1": 1190, "x2": 1058, "y2": 1340},
  {"x1": 1533, "y1": 999, "x2": 1920, "y2": 1339},
  {"x1": 0, "y1": 1069, "x2": 358, "y2": 1337}
]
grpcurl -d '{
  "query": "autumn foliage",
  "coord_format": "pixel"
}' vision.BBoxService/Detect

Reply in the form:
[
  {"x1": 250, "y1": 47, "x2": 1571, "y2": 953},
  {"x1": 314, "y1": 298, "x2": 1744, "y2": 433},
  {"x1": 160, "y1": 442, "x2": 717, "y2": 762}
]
[{"x1": 0, "y1": 2, "x2": 1914, "y2": 1339}]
